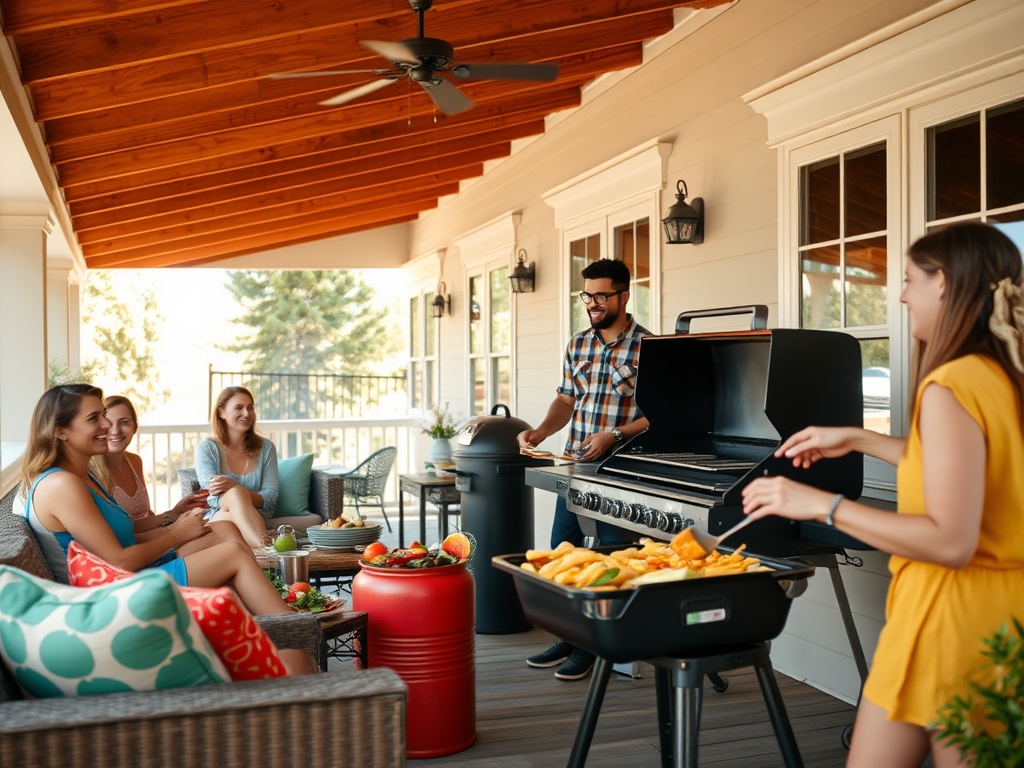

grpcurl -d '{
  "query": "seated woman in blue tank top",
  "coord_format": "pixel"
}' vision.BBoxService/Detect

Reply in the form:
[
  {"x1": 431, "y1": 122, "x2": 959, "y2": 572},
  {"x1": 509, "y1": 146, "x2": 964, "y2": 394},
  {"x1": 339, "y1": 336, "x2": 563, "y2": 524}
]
[{"x1": 18, "y1": 385, "x2": 301, "y2": 628}]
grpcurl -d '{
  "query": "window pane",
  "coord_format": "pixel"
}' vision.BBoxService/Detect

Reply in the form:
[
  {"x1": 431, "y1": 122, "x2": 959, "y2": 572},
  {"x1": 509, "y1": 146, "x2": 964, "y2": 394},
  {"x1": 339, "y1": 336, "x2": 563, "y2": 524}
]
[
  {"x1": 425, "y1": 293, "x2": 436, "y2": 357},
  {"x1": 928, "y1": 113, "x2": 980, "y2": 221},
  {"x1": 410, "y1": 296, "x2": 420, "y2": 357},
  {"x1": 800, "y1": 245, "x2": 840, "y2": 329},
  {"x1": 987, "y1": 99, "x2": 1024, "y2": 211},
  {"x1": 492, "y1": 357, "x2": 511, "y2": 407},
  {"x1": 631, "y1": 281, "x2": 650, "y2": 330},
  {"x1": 571, "y1": 293, "x2": 591, "y2": 336},
  {"x1": 845, "y1": 143, "x2": 886, "y2": 236},
  {"x1": 410, "y1": 361, "x2": 422, "y2": 409},
  {"x1": 469, "y1": 275, "x2": 483, "y2": 354},
  {"x1": 801, "y1": 156, "x2": 840, "y2": 245},
  {"x1": 614, "y1": 221, "x2": 635, "y2": 272},
  {"x1": 570, "y1": 235, "x2": 600, "y2": 292},
  {"x1": 425, "y1": 360, "x2": 436, "y2": 409},
  {"x1": 490, "y1": 267, "x2": 510, "y2": 353},
  {"x1": 845, "y1": 236, "x2": 888, "y2": 327},
  {"x1": 860, "y1": 339, "x2": 890, "y2": 436},
  {"x1": 635, "y1": 219, "x2": 650, "y2": 281},
  {"x1": 471, "y1": 358, "x2": 485, "y2": 415}
]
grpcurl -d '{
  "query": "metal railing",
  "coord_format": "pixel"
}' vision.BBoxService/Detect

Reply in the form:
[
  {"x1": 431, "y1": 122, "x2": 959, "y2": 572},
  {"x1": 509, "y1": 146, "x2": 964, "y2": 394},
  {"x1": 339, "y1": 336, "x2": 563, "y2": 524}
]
[
  {"x1": 136, "y1": 417, "x2": 420, "y2": 513},
  {"x1": 209, "y1": 367, "x2": 407, "y2": 421}
]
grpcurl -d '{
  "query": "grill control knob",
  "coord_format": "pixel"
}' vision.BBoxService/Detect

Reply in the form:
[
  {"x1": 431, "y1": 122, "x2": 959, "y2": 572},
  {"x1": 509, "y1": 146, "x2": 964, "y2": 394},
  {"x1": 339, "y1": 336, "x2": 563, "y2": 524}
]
[
  {"x1": 684, "y1": 518, "x2": 696, "y2": 529},
  {"x1": 655, "y1": 511, "x2": 670, "y2": 531},
  {"x1": 625, "y1": 503, "x2": 645, "y2": 523},
  {"x1": 568, "y1": 489, "x2": 584, "y2": 507},
  {"x1": 584, "y1": 493, "x2": 602, "y2": 511},
  {"x1": 642, "y1": 509, "x2": 658, "y2": 528},
  {"x1": 665, "y1": 513, "x2": 685, "y2": 534},
  {"x1": 599, "y1": 498, "x2": 613, "y2": 516},
  {"x1": 609, "y1": 500, "x2": 625, "y2": 519}
]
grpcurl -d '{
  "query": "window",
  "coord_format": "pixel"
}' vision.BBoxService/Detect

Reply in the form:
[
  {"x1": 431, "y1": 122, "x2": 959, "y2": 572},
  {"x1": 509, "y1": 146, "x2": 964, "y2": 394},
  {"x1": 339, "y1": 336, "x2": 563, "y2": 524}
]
[
  {"x1": 467, "y1": 265, "x2": 510, "y2": 415},
  {"x1": 799, "y1": 140, "x2": 892, "y2": 436},
  {"x1": 408, "y1": 290, "x2": 437, "y2": 410},
  {"x1": 568, "y1": 233, "x2": 600, "y2": 335},
  {"x1": 925, "y1": 98, "x2": 1024, "y2": 231}
]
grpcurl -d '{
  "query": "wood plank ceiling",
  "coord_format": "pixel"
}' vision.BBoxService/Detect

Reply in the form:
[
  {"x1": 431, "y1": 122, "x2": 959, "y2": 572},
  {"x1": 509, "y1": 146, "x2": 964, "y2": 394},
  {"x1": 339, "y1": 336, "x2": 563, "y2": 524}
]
[{"x1": 0, "y1": 0, "x2": 724, "y2": 269}]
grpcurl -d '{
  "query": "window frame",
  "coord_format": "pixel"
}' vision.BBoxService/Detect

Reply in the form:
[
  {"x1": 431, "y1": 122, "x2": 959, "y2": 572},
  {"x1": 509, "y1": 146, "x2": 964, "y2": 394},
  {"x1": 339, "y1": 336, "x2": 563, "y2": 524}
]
[
  {"x1": 465, "y1": 256, "x2": 513, "y2": 416},
  {"x1": 406, "y1": 283, "x2": 439, "y2": 413}
]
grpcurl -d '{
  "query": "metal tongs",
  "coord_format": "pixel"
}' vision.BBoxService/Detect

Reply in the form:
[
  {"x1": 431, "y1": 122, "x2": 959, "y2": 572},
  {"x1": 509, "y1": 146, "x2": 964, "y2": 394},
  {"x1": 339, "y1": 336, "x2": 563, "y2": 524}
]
[{"x1": 688, "y1": 514, "x2": 759, "y2": 554}]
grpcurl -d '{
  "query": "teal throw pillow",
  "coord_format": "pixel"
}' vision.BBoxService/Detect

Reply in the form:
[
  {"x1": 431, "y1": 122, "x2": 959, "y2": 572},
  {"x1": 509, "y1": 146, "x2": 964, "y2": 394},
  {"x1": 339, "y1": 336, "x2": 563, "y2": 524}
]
[
  {"x1": 276, "y1": 453, "x2": 315, "y2": 516},
  {"x1": 0, "y1": 566, "x2": 228, "y2": 698}
]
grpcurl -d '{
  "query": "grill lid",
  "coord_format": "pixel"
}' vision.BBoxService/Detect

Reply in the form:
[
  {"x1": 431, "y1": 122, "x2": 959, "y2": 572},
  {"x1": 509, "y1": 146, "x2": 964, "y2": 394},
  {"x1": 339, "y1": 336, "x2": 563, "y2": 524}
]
[{"x1": 453, "y1": 404, "x2": 532, "y2": 458}]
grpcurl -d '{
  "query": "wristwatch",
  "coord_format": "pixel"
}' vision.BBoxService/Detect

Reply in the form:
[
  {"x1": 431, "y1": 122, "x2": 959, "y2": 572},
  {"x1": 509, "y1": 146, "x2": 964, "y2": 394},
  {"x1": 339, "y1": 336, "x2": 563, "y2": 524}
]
[{"x1": 611, "y1": 427, "x2": 624, "y2": 442}]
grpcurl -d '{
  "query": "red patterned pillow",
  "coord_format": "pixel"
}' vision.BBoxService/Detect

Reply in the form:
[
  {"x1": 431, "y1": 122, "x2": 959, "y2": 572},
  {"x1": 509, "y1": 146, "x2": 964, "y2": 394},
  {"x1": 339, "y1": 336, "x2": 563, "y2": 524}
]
[{"x1": 67, "y1": 542, "x2": 288, "y2": 680}]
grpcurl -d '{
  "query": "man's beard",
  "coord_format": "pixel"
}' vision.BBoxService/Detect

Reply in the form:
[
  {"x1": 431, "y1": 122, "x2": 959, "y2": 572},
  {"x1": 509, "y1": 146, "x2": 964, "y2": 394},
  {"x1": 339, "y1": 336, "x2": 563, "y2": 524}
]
[{"x1": 590, "y1": 306, "x2": 619, "y2": 331}]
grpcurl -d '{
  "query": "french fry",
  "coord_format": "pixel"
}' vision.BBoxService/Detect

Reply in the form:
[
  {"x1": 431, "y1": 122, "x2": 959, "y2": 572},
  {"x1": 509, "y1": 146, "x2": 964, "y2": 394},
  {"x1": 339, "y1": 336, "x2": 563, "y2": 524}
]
[
  {"x1": 539, "y1": 549, "x2": 602, "y2": 578},
  {"x1": 554, "y1": 567, "x2": 582, "y2": 585},
  {"x1": 575, "y1": 561, "x2": 610, "y2": 588},
  {"x1": 520, "y1": 562, "x2": 538, "y2": 574}
]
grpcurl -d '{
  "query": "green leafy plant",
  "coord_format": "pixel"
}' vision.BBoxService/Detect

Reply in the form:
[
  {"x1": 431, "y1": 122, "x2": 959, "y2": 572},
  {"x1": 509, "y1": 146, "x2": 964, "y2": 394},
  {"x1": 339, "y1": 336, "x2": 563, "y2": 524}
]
[
  {"x1": 423, "y1": 402, "x2": 459, "y2": 440},
  {"x1": 932, "y1": 617, "x2": 1024, "y2": 768}
]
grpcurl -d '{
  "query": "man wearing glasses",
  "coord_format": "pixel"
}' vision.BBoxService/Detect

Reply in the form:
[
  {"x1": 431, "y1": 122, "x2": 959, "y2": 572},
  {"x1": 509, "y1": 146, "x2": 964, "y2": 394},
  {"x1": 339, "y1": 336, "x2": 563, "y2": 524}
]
[{"x1": 517, "y1": 258, "x2": 650, "y2": 680}]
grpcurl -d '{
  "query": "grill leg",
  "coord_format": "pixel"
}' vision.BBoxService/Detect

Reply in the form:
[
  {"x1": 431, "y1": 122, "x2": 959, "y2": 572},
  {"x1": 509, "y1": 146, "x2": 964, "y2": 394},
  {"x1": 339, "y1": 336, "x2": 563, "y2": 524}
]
[
  {"x1": 655, "y1": 667, "x2": 674, "y2": 768},
  {"x1": 678, "y1": 684, "x2": 700, "y2": 768},
  {"x1": 566, "y1": 656, "x2": 613, "y2": 768},
  {"x1": 753, "y1": 648, "x2": 805, "y2": 768}
]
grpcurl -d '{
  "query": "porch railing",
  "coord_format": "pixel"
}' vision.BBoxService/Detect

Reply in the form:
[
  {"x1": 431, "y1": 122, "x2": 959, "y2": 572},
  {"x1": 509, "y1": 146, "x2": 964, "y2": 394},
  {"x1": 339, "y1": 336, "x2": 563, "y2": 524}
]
[
  {"x1": 136, "y1": 417, "x2": 420, "y2": 514},
  {"x1": 209, "y1": 367, "x2": 407, "y2": 420}
]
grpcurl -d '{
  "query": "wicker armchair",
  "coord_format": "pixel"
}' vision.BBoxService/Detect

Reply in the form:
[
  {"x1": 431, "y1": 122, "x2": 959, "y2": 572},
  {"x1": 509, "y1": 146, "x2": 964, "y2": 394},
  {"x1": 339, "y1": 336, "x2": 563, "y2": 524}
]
[
  {"x1": 0, "y1": 486, "x2": 407, "y2": 768},
  {"x1": 179, "y1": 467, "x2": 345, "y2": 533},
  {"x1": 342, "y1": 448, "x2": 397, "y2": 532}
]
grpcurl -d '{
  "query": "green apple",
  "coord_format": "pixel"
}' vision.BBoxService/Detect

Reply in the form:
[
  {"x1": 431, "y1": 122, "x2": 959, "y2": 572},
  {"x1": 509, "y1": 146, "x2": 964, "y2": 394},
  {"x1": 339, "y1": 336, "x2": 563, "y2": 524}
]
[{"x1": 274, "y1": 534, "x2": 298, "y2": 552}]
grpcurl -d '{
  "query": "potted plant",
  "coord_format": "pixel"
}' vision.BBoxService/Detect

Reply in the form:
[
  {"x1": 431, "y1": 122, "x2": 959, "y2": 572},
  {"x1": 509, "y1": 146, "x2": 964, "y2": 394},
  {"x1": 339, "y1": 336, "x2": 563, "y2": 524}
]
[
  {"x1": 423, "y1": 402, "x2": 460, "y2": 465},
  {"x1": 932, "y1": 618, "x2": 1024, "y2": 768}
]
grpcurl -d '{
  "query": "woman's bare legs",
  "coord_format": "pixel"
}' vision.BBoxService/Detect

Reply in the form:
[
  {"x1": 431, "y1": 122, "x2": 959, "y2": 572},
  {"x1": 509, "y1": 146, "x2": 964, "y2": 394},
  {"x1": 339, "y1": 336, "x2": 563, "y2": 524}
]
[
  {"x1": 175, "y1": 521, "x2": 251, "y2": 557},
  {"x1": 277, "y1": 649, "x2": 320, "y2": 676},
  {"x1": 184, "y1": 541, "x2": 292, "y2": 615},
  {"x1": 210, "y1": 486, "x2": 268, "y2": 547},
  {"x1": 847, "y1": 698, "x2": 931, "y2": 768}
]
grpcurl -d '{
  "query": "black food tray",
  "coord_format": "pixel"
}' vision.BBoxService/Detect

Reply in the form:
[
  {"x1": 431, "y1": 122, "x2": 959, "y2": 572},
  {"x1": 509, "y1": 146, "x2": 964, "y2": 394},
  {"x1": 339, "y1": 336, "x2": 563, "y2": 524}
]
[{"x1": 492, "y1": 547, "x2": 814, "y2": 663}]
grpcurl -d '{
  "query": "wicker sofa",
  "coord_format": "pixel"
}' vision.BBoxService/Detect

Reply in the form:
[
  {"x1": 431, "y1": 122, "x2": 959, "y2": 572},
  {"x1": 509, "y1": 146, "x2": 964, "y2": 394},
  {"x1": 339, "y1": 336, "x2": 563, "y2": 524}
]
[
  {"x1": 0, "y1": 486, "x2": 406, "y2": 768},
  {"x1": 179, "y1": 467, "x2": 343, "y2": 534}
]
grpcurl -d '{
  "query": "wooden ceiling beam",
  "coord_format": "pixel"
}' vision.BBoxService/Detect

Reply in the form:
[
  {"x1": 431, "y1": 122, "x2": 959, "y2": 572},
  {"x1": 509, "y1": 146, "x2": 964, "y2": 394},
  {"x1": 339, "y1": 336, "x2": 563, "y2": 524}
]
[
  {"x1": 86, "y1": 203, "x2": 430, "y2": 268},
  {"x1": 87, "y1": 215, "x2": 420, "y2": 269},
  {"x1": 73, "y1": 159, "x2": 484, "y2": 233},
  {"x1": 83, "y1": 184, "x2": 452, "y2": 258},
  {"x1": 69, "y1": 122, "x2": 531, "y2": 215},
  {"x1": 28, "y1": 0, "x2": 687, "y2": 116},
  {"x1": 0, "y1": 0, "x2": 208, "y2": 35},
  {"x1": 81, "y1": 181, "x2": 462, "y2": 252},
  {"x1": 73, "y1": 142, "x2": 503, "y2": 230},
  {"x1": 55, "y1": 86, "x2": 581, "y2": 185},
  {"x1": 42, "y1": 14, "x2": 659, "y2": 144},
  {"x1": 64, "y1": 115, "x2": 546, "y2": 201}
]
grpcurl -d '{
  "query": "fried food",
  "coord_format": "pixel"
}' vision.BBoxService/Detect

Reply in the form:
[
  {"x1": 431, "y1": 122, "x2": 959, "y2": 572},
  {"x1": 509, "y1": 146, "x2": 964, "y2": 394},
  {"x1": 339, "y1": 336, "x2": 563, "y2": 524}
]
[{"x1": 670, "y1": 528, "x2": 708, "y2": 560}]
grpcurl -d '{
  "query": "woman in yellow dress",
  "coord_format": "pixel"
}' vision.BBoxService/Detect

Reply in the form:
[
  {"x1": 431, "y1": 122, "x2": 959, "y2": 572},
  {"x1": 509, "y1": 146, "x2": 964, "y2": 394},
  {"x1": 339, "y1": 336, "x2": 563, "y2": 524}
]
[{"x1": 742, "y1": 221, "x2": 1024, "y2": 768}]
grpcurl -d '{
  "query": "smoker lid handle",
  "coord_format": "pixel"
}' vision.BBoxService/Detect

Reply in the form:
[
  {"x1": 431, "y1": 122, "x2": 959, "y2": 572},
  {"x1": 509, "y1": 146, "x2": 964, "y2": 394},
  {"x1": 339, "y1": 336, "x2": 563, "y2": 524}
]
[
  {"x1": 675, "y1": 305, "x2": 769, "y2": 334},
  {"x1": 490, "y1": 403, "x2": 512, "y2": 417}
]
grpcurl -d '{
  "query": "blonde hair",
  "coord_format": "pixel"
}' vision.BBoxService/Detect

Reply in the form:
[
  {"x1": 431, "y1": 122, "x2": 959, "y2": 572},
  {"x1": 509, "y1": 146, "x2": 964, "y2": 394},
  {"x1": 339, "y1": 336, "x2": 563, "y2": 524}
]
[
  {"x1": 211, "y1": 386, "x2": 263, "y2": 455},
  {"x1": 21, "y1": 384, "x2": 104, "y2": 495},
  {"x1": 907, "y1": 222, "x2": 1024, "y2": 423},
  {"x1": 89, "y1": 395, "x2": 141, "y2": 494}
]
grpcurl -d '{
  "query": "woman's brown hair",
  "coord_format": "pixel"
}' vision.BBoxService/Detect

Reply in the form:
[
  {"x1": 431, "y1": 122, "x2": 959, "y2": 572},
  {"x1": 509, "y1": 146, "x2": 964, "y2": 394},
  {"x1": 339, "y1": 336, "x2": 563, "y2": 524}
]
[
  {"x1": 21, "y1": 383, "x2": 104, "y2": 494},
  {"x1": 211, "y1": 386, "x2": 263, "y2": 454},
  {"x1": 907, "y1": 222, "x2": 1024, "y2": 421}
]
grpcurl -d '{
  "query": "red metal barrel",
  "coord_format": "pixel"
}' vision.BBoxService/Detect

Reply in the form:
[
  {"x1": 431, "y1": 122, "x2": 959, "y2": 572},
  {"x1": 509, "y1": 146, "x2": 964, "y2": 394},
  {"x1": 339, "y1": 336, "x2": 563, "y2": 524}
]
[{"x1": 352, "y1": 561, "x2": 476, "y2": 758}]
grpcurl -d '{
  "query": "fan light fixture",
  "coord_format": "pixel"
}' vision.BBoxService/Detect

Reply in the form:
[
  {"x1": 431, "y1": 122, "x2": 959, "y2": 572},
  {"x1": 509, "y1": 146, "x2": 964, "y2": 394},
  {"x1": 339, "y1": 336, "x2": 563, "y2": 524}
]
[
  {"x1": 662, "y1": 180, "x2": 705, "y2": 245},
  {"x1": 432, "y1": 281, "x2": 451, "y2": 318},
  {"x1": 509, "y1": 249, "x2": 536, "y2": 294}
]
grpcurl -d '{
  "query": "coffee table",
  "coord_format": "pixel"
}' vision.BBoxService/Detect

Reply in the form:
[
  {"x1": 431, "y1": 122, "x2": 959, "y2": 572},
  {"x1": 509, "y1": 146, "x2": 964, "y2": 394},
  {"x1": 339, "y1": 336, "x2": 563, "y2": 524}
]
[
  {"x1": 316, "y1": 610, "x2": 368, "y2": 671},
  {"x1": 398, "y1": 472, "x2": 460, "y2": 547},
  {"x1": 255, "y1": 545, "x2": 363, "y2": 591}
]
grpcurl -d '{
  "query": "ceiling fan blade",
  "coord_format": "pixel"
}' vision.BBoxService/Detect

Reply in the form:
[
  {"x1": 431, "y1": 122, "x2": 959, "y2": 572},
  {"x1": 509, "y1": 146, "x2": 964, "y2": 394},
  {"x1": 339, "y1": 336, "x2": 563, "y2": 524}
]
[
  {"x1": 451, "y1": 62, "x2": 559, "y2": 82},
  {"x1": 420, "y1": 77, "x2": 474, "y2": 115},
  {"x1": 361, "y1": 39, "x2": 419, "y2": 65},
  {"x1": 266, "y1": 69, "x2": 388, "y2": 79},
  {"x1": 320, "y1": 77, "x2": 399, "y2": 107}
]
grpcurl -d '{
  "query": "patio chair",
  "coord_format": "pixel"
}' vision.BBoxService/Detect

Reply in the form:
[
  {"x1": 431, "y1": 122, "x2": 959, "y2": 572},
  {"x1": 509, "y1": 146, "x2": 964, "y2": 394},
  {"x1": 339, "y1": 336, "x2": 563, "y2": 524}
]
[{"x1": 342, "y1": 447, "x2": 397, "y2": 532}]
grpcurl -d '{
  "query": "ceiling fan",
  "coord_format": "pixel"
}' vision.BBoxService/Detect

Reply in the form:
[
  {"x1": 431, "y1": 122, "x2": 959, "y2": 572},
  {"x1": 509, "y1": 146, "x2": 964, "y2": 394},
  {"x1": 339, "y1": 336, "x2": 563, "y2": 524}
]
[{"x1": 267, "y1": 0, "x2": 559, "y2": 116}]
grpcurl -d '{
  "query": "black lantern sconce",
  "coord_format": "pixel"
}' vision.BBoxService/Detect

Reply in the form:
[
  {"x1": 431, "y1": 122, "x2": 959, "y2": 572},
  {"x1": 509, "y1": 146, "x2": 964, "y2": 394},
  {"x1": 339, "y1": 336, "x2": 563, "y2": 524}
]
[
  {"x1": 508, "y1": 249, "x2": 536, "y2": 293},
  {"x1": 431, "y1": 281, "x2": 451, "y2": 318},
  {"x1": 662, "y1": 180, "x2": 704, "y2": 245}
]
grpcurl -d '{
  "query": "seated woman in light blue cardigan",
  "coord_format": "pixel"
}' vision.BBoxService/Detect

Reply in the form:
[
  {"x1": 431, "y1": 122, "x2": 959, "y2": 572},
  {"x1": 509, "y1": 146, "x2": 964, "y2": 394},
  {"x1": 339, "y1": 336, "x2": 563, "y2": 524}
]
[{"x1": 195, "y1": 386, "x2": 279, "y2": 548}]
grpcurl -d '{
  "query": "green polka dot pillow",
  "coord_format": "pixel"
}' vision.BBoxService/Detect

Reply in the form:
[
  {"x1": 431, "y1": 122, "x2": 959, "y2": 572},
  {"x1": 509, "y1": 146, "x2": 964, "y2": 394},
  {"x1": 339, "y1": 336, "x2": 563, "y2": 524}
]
[{"x1": 0, "y1": 565, "x2": 229, "y2": 698}]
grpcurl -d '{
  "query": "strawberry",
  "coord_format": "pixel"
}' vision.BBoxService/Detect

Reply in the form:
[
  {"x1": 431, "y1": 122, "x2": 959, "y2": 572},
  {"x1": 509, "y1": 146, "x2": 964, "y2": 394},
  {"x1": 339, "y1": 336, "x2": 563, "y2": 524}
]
[{"x1": 285, "y1": 593, "x2": 298, "y2": 604}]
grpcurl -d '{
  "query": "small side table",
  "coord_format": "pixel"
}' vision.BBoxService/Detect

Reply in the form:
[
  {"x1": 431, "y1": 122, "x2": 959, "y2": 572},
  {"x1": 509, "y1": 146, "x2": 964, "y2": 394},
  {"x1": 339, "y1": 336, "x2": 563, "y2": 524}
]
[
  {"x1": 398, "y1": 473, "x2": 460, "y2": 546},
  {"x1": 315, "y1": 610, "x2": 369, "y2": 671}
]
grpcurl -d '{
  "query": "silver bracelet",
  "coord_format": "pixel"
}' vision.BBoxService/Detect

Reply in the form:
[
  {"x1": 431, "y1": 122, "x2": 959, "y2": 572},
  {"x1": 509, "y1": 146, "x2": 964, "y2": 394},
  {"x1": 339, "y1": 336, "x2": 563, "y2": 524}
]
[
  {"x1": 826, "y1": 494, "x2": 844, "y2": 527},
  {"x1": 161, "y1": 512, "x2": 172, "y2": 527}
]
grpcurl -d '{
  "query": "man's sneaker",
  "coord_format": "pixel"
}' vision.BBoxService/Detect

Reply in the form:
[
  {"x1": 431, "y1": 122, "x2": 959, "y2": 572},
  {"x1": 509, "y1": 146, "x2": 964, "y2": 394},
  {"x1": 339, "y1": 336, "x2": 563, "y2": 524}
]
[
  {"x1": 554, "y1": 648, "x2": 595, "y2": 680},
  {"x1": 526, "y1": 640, "x2": 573, "y2": 668}
]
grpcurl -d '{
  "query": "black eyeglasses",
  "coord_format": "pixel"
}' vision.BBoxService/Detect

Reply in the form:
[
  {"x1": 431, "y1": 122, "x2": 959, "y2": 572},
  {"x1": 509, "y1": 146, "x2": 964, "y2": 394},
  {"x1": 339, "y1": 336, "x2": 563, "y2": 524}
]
[{"x1": 578, "y1": 291, "x2": 622, "y2": 306}]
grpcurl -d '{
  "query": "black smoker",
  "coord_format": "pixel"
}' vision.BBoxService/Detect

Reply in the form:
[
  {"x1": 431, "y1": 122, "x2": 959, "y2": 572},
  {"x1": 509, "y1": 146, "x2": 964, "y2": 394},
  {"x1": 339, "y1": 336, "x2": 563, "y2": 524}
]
[{"x1": 453, "y1": 405, "x2": 550, "y2": 634}]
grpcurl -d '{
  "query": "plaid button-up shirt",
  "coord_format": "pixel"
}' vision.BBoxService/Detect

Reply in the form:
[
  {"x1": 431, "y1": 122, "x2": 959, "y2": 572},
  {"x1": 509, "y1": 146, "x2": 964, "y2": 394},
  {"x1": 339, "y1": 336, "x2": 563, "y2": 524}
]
[{"x1": 557, "y1": 315, "x2": 651, "y2": 456}]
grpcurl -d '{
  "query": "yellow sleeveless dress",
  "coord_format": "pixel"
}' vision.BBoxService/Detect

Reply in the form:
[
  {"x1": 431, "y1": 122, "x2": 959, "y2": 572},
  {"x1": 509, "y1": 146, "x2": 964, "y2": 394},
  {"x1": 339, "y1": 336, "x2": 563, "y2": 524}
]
[{"x1": 862, "y1": 354, "x2": 1024, "y2": 726}]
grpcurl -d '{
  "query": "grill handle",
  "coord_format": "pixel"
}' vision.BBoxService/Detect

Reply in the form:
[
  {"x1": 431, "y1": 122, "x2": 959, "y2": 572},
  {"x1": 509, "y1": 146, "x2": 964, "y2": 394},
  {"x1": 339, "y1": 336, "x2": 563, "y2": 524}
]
[{"x1": 675, "y1": 304, "x2": 769, "y2": 334}]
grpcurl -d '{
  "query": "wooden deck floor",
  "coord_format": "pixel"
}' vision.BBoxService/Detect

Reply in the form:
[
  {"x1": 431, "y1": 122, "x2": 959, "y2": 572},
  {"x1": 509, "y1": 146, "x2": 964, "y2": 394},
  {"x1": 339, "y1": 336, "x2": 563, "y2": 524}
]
[{"x1": 340, "y1": 509, "x2": 855, "y2": 767}]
